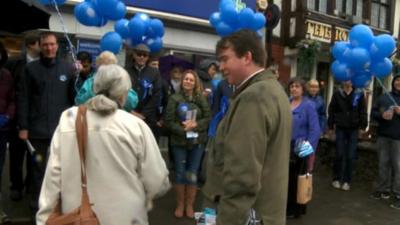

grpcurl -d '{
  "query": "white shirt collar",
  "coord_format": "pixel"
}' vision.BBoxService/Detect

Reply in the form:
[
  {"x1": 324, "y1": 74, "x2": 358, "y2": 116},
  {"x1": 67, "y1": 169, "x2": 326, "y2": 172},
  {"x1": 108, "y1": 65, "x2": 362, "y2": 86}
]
[
  {"x1": 237, "y1": 68, "x2": 265, "y2": 89},
  {"x1": 26, "y1": 53, "x2": 38, "y2": 63}
]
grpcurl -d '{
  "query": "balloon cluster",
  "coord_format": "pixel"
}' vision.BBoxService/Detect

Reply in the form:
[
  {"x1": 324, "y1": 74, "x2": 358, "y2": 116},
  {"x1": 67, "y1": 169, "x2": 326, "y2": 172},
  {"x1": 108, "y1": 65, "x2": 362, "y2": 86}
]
[
  {"x1": 74, "y1": 0, "x2": 126, "y2": 27},
  {"x1": 114, "y1": 13, "x2": 165, "y2": 53},
  {"x1": 209, "y1": 0, "x2": 266, "y2": 37},
  {"x1": 331, "y1": 24, "x2": 396, "y2": 88}
]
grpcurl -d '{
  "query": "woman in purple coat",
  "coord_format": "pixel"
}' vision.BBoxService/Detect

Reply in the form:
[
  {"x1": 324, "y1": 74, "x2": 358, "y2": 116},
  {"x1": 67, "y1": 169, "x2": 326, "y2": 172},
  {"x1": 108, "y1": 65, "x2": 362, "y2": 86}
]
[{"x1": 287, "y1": 78, "x2": 320, "y2": 219}]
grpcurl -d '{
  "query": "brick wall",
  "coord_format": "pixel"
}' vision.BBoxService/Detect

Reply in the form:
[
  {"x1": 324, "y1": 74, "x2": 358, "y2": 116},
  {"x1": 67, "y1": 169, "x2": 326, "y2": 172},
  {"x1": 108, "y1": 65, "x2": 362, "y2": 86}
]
[{"x1": 270, "y1": 43, "x2": 291, "y2": 85}]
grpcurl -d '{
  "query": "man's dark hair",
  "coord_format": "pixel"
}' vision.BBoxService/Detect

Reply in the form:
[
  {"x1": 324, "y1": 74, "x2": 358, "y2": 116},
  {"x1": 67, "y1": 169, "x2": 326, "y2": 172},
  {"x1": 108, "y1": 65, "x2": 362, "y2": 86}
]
[
  {"x1": 24, "y1": 32, "x2": 39, "y2": 47},
  {"x1": 216, "y1": 29, "x2": 266, "y2": 67},
  {"x1": 77, "y1": 51, "x2": 92, "y2": 63},
  {"x1": 39, "y1": 31, "x2": 58, "y2": 44}
]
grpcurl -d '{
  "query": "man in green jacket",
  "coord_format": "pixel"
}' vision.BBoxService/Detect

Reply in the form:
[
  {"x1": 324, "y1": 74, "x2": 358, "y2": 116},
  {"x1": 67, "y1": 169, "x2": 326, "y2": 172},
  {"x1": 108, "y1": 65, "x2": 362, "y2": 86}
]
[{"x1": 202, "y1": 30, "x2": 292, "y2": 225}]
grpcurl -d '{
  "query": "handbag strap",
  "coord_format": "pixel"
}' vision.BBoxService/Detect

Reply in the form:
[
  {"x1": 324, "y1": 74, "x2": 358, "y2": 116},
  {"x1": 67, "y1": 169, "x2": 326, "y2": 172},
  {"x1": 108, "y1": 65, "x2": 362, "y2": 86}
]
[{"x1": 75, "y1": 105, "x2": 95, "y2": 217}]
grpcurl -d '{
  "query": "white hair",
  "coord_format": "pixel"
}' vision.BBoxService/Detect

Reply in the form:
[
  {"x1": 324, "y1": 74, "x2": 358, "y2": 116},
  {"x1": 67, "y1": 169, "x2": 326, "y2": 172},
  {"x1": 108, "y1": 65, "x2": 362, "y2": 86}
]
[{"x1": 86, "y1": 64, "x2": 132, "y2": 115}]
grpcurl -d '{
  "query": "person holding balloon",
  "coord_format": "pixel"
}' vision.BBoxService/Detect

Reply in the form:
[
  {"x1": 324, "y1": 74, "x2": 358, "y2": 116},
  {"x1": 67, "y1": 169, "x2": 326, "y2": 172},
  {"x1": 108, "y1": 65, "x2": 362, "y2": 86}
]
[
  {"x1": 17, "y1": 31, "x2": 76, "y2": 219},
  {"x1": 328, "y1": 81, "x2": 368, "y2": 191},
  {"x1": 370, "y1": 74, "x2": 400, "y2": 209},
  {"x1": 165, "y1": 70, "x2": 211, "y2": 219}
]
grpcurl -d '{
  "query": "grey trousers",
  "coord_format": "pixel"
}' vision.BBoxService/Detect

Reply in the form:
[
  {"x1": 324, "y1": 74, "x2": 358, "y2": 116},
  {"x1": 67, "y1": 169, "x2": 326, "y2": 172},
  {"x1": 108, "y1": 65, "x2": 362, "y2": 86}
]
[{"x1": 375, "y1": 136, "x2": 400, "y2": 197}]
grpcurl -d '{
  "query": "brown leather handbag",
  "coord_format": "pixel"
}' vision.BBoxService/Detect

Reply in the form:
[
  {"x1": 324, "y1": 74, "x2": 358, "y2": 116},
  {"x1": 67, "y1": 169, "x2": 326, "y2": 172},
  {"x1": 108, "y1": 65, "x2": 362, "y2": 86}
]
[{"x1": 46, "y1": 106, "x2": 100, "y2": 225}]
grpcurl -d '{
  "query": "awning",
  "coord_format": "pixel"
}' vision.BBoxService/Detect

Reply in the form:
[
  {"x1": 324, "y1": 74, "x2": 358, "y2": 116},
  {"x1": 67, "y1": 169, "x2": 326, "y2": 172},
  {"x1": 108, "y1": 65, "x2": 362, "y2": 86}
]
[{"x1": 0, "y1": 0, "x2": 50, "y2": 34}]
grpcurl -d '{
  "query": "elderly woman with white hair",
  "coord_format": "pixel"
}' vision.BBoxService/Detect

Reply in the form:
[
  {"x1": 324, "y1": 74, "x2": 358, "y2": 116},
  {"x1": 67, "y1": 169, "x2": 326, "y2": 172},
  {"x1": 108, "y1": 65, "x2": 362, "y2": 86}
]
[{"x1": 37, "y1": 64, "x2": 170, "y2": 225}]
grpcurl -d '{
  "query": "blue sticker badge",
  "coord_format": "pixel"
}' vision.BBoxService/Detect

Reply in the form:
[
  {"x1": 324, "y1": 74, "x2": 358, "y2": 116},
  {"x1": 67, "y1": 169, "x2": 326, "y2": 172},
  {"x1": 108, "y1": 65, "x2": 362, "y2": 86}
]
[{"x1": 59, "y1": 74, "x2": 67, "y2": 82}]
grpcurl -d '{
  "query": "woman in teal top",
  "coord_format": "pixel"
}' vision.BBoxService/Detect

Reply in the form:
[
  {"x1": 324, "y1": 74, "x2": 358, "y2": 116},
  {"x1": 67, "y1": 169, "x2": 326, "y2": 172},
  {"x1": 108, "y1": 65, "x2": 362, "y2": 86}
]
[{"x1": 75, "y1": 51, "x2": 138, "y2": 111}]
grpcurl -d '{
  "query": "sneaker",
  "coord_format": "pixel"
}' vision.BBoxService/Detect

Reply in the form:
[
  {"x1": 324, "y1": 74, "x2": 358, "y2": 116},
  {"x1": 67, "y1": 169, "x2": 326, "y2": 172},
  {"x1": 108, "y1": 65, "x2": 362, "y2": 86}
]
[
  {"x1": 341, "y1": 183, "x2": 351, "y2": 191},
  {"x1": 390, "y1": 198, "x2": 400, "y2": 210},
  {"x1": 371, "y1": 191, "x2": 391, "y2": 200},
  {"x1": 332, "y1": 180, "x2": 341, "y2": 189}
]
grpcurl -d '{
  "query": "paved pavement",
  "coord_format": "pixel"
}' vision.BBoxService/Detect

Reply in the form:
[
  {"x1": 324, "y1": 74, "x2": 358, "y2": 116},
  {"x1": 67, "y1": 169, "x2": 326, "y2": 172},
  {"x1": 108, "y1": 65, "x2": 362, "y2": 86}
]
[{"x1": 2, "y1": 149, "x2": 400, "y2": 225}]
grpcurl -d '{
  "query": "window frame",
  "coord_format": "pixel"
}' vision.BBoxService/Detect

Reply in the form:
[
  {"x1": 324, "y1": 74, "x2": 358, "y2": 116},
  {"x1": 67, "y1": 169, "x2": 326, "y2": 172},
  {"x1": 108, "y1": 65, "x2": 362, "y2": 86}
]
[{"x1": 370, "y1": 0, "x2": 390, "y2": 30}]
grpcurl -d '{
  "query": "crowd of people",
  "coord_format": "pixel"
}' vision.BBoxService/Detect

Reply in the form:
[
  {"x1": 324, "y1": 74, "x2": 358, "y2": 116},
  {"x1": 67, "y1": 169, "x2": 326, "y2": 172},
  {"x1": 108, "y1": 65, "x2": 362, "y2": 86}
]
[{"x1": 0, "y1": 28, "x2": 398, "y2": 225}]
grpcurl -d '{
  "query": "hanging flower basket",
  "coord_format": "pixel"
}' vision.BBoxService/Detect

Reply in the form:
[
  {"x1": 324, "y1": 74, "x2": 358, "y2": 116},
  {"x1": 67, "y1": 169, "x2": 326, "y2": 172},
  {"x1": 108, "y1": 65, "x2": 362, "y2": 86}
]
[{"x1": 296, "y1": 39, "x2": 321, "y2": 79}]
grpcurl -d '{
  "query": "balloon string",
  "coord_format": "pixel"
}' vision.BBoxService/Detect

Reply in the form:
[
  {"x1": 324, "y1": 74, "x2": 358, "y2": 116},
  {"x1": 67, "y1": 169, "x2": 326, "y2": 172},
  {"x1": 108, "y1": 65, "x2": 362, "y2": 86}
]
[
  {"x1": 51, "y1": 0, "x2": 77, "y2": 64},
  {"x1": 375, "y1": 77, "x2": 399, "y2": 107}
]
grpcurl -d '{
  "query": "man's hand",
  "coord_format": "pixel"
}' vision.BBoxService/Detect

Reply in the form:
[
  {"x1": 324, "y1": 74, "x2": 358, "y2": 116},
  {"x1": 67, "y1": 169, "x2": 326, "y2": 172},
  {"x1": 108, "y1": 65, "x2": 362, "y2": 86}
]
[
  {"x1": 393, "y1": 106, "x2": 400, "y2": 115},
  {"x1": 19, "y1": 130, "x2": 29, "y2": 140},
  {"x1": 327, "y1": 129, "x2": 335, "y2": 141}
]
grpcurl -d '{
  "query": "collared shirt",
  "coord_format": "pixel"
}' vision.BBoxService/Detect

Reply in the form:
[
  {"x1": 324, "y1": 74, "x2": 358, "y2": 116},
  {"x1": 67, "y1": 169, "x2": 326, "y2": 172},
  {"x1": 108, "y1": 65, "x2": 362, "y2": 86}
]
[
  {"x1": 237, "y1": 68, "x2": 265, "y2": 89},
  {"x1": 26, "y1": 53, "x2": 38, "y2": 63}
]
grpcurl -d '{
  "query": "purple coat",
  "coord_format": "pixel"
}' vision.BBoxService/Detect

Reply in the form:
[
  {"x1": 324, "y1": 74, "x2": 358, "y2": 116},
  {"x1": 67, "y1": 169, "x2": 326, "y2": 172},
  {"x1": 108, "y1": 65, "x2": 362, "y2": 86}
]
[{"x1": 291, "y1": 98, "x2": 320, "y2": 150}]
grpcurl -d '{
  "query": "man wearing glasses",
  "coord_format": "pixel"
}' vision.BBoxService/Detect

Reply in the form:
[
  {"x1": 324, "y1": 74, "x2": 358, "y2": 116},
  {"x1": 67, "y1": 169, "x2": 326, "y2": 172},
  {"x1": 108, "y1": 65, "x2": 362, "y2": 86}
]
[{"x1": 126, "y1": 44, "x2": 162, "y2": 140}]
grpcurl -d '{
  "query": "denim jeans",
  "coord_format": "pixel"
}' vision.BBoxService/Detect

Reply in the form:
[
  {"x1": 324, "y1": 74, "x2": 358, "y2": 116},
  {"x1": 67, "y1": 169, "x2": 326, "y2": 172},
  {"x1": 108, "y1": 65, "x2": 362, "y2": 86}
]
[
  {"x1": 172, "y1": 144, "x2": 204, "y2": 185},
  {"x1": 333, "y1": 128, "x2": 358, "y2": 183},
  {"x1": 375, "y1": 136, "x2": 400, "y2": 197}
]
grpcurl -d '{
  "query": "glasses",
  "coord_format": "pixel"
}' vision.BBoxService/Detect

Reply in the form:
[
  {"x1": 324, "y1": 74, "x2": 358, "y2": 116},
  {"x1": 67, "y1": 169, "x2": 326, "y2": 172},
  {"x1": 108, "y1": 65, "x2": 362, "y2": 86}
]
[{"x1": 135, "y1": 52, "x2": 149, "y2": 58}]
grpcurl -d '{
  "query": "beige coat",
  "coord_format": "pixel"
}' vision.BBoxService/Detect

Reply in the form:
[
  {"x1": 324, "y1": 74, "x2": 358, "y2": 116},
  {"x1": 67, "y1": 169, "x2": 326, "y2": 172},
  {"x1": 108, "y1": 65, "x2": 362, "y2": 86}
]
[
  {"x1": 202, "y1": 69, "x2": 292, "y2": 225},
  {"x1": 37, "y1": 107, "x2": 170, "y2": 225}
]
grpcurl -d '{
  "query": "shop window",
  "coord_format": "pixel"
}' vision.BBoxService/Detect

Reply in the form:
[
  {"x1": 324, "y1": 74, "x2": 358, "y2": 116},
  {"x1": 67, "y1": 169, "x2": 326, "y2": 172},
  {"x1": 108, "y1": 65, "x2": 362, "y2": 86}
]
[
  {"x1": 371, "y1": 0, "x2": 390, "y2": 30},
  {"x1": 307, "y1": 0, "x2": 327, "y2": 13}
]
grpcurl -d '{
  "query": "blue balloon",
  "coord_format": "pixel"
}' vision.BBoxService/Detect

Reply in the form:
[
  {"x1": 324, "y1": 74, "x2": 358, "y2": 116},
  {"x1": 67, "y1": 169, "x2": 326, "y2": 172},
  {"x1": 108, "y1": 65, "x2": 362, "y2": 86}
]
[
  {"x1": 74, "y1": 2, "x2": 107, "y2": 27},
  {"x1": 216, "y1": 22, "x2": 234, "y2": 37},
  {"x1": 104, "y1": 1, "x2": 126, "y2": 20},
  {"x1": 147, "y1": 19, "x2": 165, "y2": 38},
  {"x1": 332, "y1": 41, "x2": 351, "y2": 61},
  {"x1": 238, "y1": 8, "x2": 254, "y2": 29},
  {"x1": 370, "y1": 34, "x2": 396, "y2": 60},
  {"x1": 219, "y1": 0, "x2": 235, "y2": 11},
  {"x1": 351, "y1": 71, "x2": 372, "y2": 88},
  {"x1": 127, "y1": 36, "x2": 144, "y2": 47},
  {"x1": 370, "y1": 58, "x2": 393, "y2": 78},
  {"x1": 129, "y1": 17, "x2": 146, "y2": 40},
  {"x1": 250, "y1": 12, "x2": 266, "y2": 31},
  {"x1": 209, "y1": 12, "x2": 221, "y2": 27},
  {"x1": 96, "y1": 0, "x2": 118, "y2": 15},
  {"x1": 348, "y1": 47, "x2": 371, "y2": 70},
  {"x1": 220, "y1": 3, "x2": 238, "y2": 26},
  {"x1": 144, "y1": 37, "x2": 163, "y2": 53},
  {"x1": 114, "y1": 19, "x2": 130, "y2": 39},
  {"x1": 100, "y1": 32, "x2": 122, "y2": 54},
  {"x1": 349, "y1": 24, "x2": 374, "y2": 48},
  {"x1": 331, "y1": 60, "x2": 352, "y2": 81}
]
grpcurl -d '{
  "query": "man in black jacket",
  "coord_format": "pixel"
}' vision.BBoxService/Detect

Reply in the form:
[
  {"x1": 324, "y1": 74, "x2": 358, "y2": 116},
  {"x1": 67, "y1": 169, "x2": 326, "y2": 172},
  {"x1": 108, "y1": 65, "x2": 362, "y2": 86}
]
[
  {"x1": 126, "y1": 44, "x2": 161, "y2": 140},
  {"x1": 328, "y1": 81, "x2": 367, "y2": 191},
  {"x1": 6, "y1": 32, "x2": 40, "y2": 201},
  {"x1": 17, "y1": 32, "x2": 75, "y2": 217},
  {"x1": 370, "y1": 75, "x2": 400, "y2": 209}
]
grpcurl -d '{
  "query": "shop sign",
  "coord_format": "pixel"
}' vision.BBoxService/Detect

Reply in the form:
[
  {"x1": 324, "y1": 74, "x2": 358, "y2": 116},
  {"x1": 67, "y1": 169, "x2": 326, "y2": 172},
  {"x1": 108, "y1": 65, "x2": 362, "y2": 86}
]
[
  {"x1": 306, "y1": 20, "x2": 349, "y2": 43},
  {"x1": 124, "y1": 0, "x2": 256, "y2": 20},
  {"x1": 77, "y1": 39, "x2": 101, "y2": 65}
]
